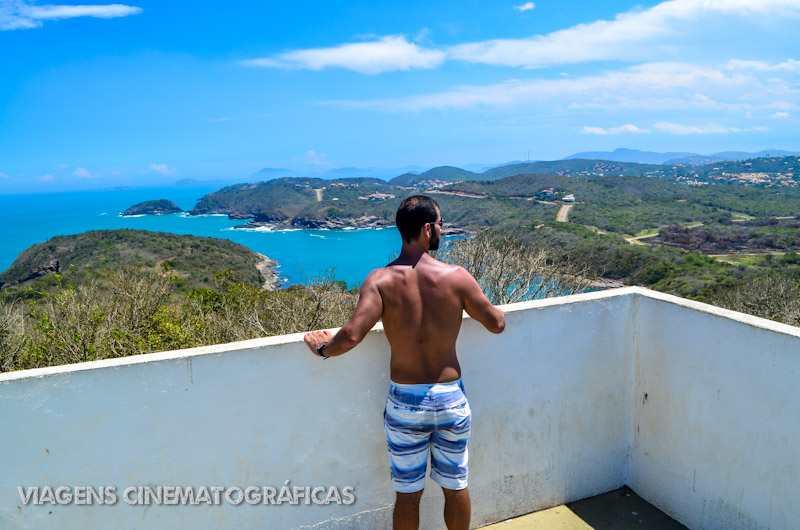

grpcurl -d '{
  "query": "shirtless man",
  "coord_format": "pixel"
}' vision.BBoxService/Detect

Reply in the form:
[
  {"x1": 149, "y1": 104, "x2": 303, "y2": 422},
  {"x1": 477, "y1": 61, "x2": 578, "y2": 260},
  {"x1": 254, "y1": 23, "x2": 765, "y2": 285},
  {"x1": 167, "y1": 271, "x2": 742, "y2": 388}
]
[{"x1": 304, "y1": 195, "x2": 505, "y2": 530}]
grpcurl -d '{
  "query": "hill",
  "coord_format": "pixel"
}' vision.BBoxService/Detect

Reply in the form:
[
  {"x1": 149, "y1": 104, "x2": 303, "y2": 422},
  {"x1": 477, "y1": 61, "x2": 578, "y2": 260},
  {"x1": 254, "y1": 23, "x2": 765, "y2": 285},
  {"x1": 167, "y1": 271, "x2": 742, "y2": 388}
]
[
  {"x1": 564, "y1": 148, "x2": 697, "y2": 165},
  {"x1": 389, "y1": 160, "x2": 664, "y2": 186},
  {"x1": 482, "y1": 159, "x2": 665, "y2": 180},
  {"x1": 122, "y1": 199, "x2": 183, "y2": 216},
  {"x1": 190, "y1": 177, "x2": 406, "y2": 222},
  {"x1": 0, "y1": 230, "x2": 277, "y2": 296},
  {"x1": 250, "y1": 167, "x2": 303, "y2": 180},
  {"x1": 389, "y1": 166, "x2": 479, "y2": 186},
  {"x1": 440, "y1": 171, "x2": 800, "y2": 233},
  {"x1": 564, "y1": 148, "x2": 799, "y2": 166}
]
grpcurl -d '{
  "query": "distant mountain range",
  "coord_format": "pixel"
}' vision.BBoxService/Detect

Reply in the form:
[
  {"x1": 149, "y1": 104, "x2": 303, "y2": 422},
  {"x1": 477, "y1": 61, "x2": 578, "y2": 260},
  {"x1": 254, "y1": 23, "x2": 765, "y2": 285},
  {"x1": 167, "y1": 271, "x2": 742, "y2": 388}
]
[
  {"x1": 564, "y1": 148, "x2": 799, "y2": 166},
  {"x1": 211, "y1": 148, "x2": 798, "y2": 189},
  {"x1": 249, "y1": 165, "x2": 427, "y2": 181}
]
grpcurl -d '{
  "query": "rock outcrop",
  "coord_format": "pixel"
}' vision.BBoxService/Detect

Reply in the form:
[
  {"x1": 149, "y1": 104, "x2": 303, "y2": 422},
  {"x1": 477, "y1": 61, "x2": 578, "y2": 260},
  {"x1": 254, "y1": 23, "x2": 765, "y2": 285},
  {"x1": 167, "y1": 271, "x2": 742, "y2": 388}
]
[{"x1": 122, "y1": 200, "x2": 183, "y2": 216}]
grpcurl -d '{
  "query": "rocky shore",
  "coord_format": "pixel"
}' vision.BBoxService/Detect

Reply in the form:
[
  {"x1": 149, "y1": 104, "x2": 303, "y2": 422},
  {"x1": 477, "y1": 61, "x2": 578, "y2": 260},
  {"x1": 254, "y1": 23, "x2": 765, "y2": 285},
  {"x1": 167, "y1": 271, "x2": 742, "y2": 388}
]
[
  {"x1": 234, "y1": 215, "x2": 475, "y2": 237},
  {"x1": 254, "y1": 253, "x2": 282, "y2": 291}
]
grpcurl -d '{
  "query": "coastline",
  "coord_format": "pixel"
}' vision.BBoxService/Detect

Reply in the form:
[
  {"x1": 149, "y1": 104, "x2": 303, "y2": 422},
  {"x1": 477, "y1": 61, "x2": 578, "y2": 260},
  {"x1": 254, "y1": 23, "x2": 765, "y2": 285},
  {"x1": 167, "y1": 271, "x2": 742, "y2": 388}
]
[
  {"x1": 233, "y1": 215, "x2": 394, "y2": 231},
  {"x1": 233, "y1": 215, "x2": 476, "y2": 238},
  {"x1": 254, "y1": 253, "x2": 282, "y2": 291}
]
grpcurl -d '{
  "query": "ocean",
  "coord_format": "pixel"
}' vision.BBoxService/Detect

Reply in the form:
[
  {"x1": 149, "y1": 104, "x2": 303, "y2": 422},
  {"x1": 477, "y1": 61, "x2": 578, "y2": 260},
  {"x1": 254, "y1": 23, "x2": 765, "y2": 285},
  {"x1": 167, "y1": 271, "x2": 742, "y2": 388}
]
[{"x1": 0, "y1": 186, "x2": 402, "y2": 287}]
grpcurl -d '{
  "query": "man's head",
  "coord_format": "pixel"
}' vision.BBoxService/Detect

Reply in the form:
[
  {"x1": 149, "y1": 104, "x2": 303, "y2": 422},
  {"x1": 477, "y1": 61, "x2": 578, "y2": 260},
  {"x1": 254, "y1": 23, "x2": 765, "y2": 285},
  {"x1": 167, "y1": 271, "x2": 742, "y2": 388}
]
[{"x1": 396, "y1": 195, "x2": 442, "y2": 250}]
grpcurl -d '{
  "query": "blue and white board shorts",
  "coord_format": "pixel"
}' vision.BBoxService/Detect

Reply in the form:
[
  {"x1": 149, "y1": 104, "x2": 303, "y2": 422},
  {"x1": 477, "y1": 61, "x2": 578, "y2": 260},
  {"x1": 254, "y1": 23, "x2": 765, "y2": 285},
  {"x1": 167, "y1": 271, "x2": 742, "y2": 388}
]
[{"x1": 384, "y1": 379, "x2": 471, "y2": 493}]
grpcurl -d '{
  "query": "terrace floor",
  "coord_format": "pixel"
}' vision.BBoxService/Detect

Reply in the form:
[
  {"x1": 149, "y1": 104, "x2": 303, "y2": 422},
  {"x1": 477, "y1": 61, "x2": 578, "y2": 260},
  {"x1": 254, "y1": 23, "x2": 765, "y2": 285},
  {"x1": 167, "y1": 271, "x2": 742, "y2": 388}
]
[{"x1": 481, "y1": 487, "x2": 688, "y2": 529}]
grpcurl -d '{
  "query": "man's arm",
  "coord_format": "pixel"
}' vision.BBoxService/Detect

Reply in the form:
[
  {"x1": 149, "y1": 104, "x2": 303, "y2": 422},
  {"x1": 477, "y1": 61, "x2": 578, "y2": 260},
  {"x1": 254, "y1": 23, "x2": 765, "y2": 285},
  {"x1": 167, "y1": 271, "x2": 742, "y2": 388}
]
[
  {"x1": 459, "y1": 267, "x2": 506, "y2": 334},
  {"x1": 304, "y1": 271, "x2": 384, "y2": 358}
]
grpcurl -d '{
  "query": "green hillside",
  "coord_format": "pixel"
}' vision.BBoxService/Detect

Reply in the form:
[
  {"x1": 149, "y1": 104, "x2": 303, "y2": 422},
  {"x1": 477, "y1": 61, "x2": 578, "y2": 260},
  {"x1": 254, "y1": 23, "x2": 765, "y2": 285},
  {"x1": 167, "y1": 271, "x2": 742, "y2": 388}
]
[
  {"x1": 122, "y1": 199, "x2": 183, "y2": 216},
  {"x1": 191, "y1": 177, "x2": 397, "y2": 219},
  {"x1": 482, "y1": 160, "x2": 665, "y2": 180},
  {"x1": 442, "y1": 172, "x2": 800, "y2": 233},
  {"x1": 0, "y1": 229, "x2": 271, "y2": 297},
  {"x1": 389, "y1": 166, "x2": 478, "y2": 186}
]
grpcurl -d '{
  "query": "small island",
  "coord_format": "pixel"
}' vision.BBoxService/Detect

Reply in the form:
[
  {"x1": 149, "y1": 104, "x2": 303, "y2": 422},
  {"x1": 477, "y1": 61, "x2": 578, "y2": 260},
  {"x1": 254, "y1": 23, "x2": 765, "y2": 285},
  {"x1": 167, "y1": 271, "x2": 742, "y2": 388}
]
[{"x1": 122, "y1": 199, "x2": 184, "y2": 216}]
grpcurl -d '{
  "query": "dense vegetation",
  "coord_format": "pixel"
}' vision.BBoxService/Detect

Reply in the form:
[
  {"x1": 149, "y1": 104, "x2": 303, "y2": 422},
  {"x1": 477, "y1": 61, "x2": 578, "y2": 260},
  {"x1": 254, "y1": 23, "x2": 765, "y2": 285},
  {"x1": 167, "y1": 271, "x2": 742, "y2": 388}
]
[
  {"x1": 443, "y1": 174, "x2": 800, "y2": 233},
  {"x1": 0, "y1": 268, "x2": 356, "y2": 372},
  {"x1": 190, "y1": 177, "x2": 398, "y2": 219},
  {"x1": 516, "y1": 222, "x2": 800, "y2": 323},
  {"x1": 122, "y1": 199, "x2": 183, "y2": 216},
  {"x1": 388, "y1": 155, "x2": 800, "y2": 187},
  {"x1": 0, "y1": 230, "x2": 269, "y2": 298},
  {"x1": 655, "y1": 218, "x2": 800, "y2": 252}
]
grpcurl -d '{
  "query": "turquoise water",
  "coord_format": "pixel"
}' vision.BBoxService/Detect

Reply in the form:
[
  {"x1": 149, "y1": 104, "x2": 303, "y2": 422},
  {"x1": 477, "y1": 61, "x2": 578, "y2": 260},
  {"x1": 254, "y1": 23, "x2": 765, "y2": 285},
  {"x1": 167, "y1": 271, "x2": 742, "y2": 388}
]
[{"x1": 0, "y1": 186, "x2": 402, "y2": 287}]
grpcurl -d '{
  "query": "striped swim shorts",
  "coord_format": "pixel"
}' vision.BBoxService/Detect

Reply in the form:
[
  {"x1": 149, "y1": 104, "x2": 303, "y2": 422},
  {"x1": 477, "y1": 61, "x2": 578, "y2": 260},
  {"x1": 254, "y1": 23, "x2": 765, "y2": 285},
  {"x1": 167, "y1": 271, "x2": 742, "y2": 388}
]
[{"x1": 383, "y1": 379, "x2": 471, "y2": 493}]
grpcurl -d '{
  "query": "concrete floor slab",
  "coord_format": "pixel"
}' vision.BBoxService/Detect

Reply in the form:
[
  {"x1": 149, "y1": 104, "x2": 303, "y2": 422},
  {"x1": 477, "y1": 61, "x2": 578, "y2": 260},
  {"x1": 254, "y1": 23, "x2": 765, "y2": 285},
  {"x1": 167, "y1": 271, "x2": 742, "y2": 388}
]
[{"x1": 479, "y1": 487, "x2": 688, "y2": 529}]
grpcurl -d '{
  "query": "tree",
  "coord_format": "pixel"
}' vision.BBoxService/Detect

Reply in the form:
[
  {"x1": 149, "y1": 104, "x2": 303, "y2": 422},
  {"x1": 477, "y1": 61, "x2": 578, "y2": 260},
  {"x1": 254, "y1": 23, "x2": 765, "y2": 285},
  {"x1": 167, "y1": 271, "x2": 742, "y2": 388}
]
[{"x1": 437, "y1": 231, "x2": 597, "y2": 305}]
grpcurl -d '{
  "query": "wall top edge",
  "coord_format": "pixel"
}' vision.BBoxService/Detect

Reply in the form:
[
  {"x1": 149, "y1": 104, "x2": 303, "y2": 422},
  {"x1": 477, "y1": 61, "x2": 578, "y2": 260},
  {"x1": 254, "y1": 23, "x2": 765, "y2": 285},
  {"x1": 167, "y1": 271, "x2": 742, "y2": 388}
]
[
  {"x1": 4, "y1": 285, "x2": 797, "y2": 383},
  {"x1": 629, "y1": 286, "x2": 800, "y2": 339},
  {"x1": 0, "y1": 287, "x2": 638, "y2": 383}
]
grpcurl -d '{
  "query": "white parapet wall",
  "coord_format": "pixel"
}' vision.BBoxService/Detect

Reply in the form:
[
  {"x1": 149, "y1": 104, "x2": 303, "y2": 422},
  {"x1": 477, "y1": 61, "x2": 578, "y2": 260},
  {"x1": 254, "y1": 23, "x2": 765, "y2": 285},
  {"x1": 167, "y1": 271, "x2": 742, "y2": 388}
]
[
  {"x1": 0, "y1": 287, "x2": 798, "y2": 529},
  {"x1": 630, "y1": 290, "x2": 800, "y2": 530},
  {"x1": 0, "y1": 288, "x2": 635, "y2": 529}
]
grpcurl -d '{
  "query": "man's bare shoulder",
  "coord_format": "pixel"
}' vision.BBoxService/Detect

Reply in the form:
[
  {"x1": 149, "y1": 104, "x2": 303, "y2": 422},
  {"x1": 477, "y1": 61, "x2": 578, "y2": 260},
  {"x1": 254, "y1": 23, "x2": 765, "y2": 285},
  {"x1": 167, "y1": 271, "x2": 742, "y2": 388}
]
[
  {"x1": 429, "y1": 259, "x2": 473, "y2": 282},
  {"x1": 362, "y1": 262, "x2": 405, "y2": 290}
]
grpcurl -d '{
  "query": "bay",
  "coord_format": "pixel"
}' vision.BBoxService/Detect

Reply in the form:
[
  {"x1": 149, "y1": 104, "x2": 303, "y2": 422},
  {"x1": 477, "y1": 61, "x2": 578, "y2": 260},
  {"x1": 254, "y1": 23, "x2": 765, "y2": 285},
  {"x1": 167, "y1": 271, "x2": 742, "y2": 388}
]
[{"x1": 0, "y1": 186, "x2": 402, "y2": 287}]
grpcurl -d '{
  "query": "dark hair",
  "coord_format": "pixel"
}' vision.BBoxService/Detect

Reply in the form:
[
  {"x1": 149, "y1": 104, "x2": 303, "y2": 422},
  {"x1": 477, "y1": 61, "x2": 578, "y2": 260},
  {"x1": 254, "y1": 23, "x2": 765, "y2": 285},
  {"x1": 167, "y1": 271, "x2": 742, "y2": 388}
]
[{"x1": 396, "y1": 195, "x2": 439, "y2": 242}]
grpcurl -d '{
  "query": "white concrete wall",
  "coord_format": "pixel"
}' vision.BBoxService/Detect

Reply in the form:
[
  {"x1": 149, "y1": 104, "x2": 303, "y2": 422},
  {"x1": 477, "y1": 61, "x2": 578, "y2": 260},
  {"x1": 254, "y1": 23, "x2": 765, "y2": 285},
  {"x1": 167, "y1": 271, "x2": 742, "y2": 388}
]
[
  {"x1": 0, "y1": 289, "x2": 635, "y2": 530},
  {"x1": 3, "y1": 287, "x2": 799, "y2": 529},
  {"x1": 629, "y1": 289, "x2": 800, "y2": 530}
]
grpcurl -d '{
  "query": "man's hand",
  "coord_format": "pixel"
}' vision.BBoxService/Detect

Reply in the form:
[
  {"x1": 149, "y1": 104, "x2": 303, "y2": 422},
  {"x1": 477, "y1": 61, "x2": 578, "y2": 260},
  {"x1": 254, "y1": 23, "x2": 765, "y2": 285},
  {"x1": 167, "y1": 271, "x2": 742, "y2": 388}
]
[{"x1": 304, "y1": 330, "x2": 332, "y2": 357}]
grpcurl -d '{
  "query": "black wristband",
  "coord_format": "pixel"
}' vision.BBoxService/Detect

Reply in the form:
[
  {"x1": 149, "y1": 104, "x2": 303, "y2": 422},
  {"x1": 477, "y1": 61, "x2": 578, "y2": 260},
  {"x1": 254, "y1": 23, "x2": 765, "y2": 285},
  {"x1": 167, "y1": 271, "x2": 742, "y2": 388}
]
[{"x1": 317, "y1": 342, "x2": 329, "y2": 359}]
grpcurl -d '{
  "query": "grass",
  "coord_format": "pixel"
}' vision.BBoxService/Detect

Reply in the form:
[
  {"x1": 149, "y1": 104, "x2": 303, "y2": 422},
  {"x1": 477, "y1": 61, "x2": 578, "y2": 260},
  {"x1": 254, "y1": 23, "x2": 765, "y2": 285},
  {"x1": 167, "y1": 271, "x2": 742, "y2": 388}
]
[{"x1": 709, "y1": 253, "x2": 784, "y2": 267}]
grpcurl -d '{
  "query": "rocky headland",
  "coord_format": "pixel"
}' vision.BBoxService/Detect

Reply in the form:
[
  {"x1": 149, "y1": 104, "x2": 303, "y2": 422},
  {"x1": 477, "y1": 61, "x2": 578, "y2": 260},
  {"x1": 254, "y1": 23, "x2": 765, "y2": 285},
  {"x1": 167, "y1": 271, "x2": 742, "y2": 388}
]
[
  {"x1": 234, "y1": 215, "x2": 475, "y2": 237},
  {"x1": 122, "y1": 200, "x2": 184, "y2": 216}
]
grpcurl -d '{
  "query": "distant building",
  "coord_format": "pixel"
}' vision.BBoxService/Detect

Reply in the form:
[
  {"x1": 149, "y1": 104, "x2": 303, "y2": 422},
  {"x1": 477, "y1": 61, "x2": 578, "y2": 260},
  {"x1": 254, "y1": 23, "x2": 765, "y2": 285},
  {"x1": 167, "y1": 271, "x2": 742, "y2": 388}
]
[
  {"x1": 562, "y1": 194, "x2": 575, "y2": 202},
  {"x1": 367, "y1": 193, "x2": 396, "y2": 201}
]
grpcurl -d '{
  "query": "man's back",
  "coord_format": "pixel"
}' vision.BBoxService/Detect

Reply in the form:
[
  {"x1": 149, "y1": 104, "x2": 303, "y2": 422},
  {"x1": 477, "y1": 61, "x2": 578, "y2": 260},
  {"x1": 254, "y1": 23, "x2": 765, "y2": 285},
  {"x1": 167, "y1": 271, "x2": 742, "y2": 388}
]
[
  {"x1": 369, "y1": 253, "x2": 505, "y2": 384},
  {"x1": 303, "y1": 195, "x2": 505, "y2": 530}
]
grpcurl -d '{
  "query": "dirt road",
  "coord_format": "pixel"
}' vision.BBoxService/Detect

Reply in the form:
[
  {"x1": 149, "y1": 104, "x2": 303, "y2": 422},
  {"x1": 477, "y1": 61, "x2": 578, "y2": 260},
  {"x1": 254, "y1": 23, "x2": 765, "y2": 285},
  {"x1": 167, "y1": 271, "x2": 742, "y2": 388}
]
[
  {"x1": 427, "y1": 190, "x2": 488, "y2": 199},
  {"x1": 556, "y1": 204, "x2": 573, "y2": 222}
]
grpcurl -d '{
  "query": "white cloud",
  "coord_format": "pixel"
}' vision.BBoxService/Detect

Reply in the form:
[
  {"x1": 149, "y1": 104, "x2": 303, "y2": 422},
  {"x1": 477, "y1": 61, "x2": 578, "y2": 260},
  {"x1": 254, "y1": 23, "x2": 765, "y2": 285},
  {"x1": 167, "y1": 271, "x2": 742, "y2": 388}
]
[
  {"x1": 209, "y1": 116, "x2": 236, "y2": 123},
  {"x1": 73, "y1": 167, "x2": 93, "y2": 178},
  {"x1": 725, "y1": 59, "x2": 800, "y2": 72},
  {"x1": 147, "y1": 163, "x2": 175, "y2": 176},
  {"x1": 653, "y1": 122, "x2": 769, "y2": 134},
  {"x1": 654, "y1": 122, "x2": 729, "y2": 134},
  {"x1": 55, "y1": 163, "x2": 68, "y2": 169},
  {"x1": 327, "y1": 62, "x2": 758, "y2": 112},
  {"x1": 1, "y1": 2, "x2": 142, "y2": 31},
  {"x1": 242, "y1": 35, "x2": 445, "y2": 75},
  {"x1": 39, "y1": 174, "x2": 55, "y2": 182},
  {"x1": 581, "y1": 124, "x2": 650, "y2": 135},
  {"x1": 448, "y1": 0, "x2": 800, "y2": 68},
  {"x1": 771, "y1": 111, "x2": 790, "y2": 118},
  {"x1": 248, "y1": 0, "x2": 800, "y2": 74},
  {"x1": 0, "y1": 172, "x2": 9, "y2": 179},
  {"x1": 580, "y1": 126, "x2": 609, "y2": 136}
]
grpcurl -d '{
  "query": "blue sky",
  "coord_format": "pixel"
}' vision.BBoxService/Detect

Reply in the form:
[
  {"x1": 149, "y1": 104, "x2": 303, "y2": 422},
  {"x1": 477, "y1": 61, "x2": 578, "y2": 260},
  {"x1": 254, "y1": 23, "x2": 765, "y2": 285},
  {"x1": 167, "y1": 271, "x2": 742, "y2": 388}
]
[{"x1": 1, "y1": 0, "x2": 799, "y2": 192}]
